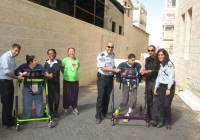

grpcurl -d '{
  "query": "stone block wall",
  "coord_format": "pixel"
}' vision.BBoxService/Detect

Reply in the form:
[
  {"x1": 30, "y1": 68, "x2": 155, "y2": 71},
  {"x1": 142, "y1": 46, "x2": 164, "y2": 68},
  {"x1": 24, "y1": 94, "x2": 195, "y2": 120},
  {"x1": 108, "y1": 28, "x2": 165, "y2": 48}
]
[{"x1": 0, "y1": 0, "x2": 148, "y2": 86}]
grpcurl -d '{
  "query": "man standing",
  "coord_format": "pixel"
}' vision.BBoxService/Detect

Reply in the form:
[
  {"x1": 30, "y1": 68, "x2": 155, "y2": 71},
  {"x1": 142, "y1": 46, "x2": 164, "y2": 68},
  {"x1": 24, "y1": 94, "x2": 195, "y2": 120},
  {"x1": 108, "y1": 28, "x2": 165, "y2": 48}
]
[
  {"x1": 141, "y1": 45, "x2": 160, "y2": 125},
  {"x1": 95, "y1": 42, "x2": 120, "y2": 124},
  {"x1": 0, "y1": 43, "x2": 22, "y2": 128}
]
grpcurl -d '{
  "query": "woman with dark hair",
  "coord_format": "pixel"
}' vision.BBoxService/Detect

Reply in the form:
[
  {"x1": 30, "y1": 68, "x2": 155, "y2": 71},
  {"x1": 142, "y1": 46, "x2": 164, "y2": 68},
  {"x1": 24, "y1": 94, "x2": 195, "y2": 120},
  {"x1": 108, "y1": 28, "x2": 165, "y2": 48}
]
[
  {"x1": 44, "y1": 49, "x2": 61, "y2": 118},
  {"x1": 154, "y1": 49, "x2": 175, "y2": 129},
  {"x1": 15, "y1": 55, "x2": 46, "y2": 118},
  {"x1": 62, "y1": 48, "x2": 80, "y2": 115}
]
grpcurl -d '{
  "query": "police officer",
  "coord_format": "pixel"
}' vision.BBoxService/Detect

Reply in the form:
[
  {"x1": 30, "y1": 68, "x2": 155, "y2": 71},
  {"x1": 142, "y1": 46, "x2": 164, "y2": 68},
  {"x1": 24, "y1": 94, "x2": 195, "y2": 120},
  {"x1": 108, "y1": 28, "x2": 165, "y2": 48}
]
[
  {"x1": 141, "y1": 45, "x2": 160, "y2": 125},
  {"x1": 154, "y1": 49, "x2": 175, "y2": 130},
  {"x1": 95, "y1": 42, "x2": 120, "y2": 124}
]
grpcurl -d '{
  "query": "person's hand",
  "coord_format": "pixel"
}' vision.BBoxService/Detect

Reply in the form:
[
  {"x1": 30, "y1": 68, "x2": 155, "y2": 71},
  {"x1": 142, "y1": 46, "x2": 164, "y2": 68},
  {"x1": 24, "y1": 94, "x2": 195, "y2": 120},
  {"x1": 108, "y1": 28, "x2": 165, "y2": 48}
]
[
  {"x1": 114, "y1": 68, "x2": 121, "y2": 73},
  {"x1": 19, "y1": 72, "x2": 27, "y2": 76},
  {"x1": 153, "y1": 88, "x2": 158, "y2": 96},
  {"x1": 165, "y1": 89, "x2": 170, "y2": 96},
  {"x1": 140, "y1": 67, "x2": 145, "y2": 75},
  {"x1": 45, "y1": 72, "x2": 53, "y2": 79},
  {"x1": 122, "y1": 72, "x2": 126, "y2": 76},
  {"x1": 17, "y1": 75, "x2": 24, "y2": 80},
  {"x1": 49, "y1": 73, "x2": 53, "y2": 78}
]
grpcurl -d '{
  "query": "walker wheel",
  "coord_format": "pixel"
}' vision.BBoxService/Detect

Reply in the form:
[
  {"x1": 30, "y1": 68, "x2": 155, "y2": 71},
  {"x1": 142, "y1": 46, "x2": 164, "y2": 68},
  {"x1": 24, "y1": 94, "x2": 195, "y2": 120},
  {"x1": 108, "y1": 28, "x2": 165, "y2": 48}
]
[
  {"x1": 112, "y1": 120, "x2": 115, "y2": 126},
  {"x1": 146, "y1": 122, "x2": 150, "y2": 128},
  {"x1": 48, "y1": 121, "x2": 57, "y2": 128},
  {"x1": 111, "y1": 118, "x2": 117, "y2": 126},
  {"x1": 16, "y1": 124, "x2": 20, "y2": 131}
]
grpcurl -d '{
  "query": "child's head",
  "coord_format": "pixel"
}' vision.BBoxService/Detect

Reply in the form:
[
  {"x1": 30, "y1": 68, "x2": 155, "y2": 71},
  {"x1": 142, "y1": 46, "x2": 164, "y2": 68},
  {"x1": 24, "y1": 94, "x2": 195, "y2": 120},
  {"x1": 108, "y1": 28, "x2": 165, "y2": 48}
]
[
  {"x1": 127, "y1": 53, "x2": 136, "y2": 65},
  {"x1": 26, "y1": 55, "x2": 38, "y2": 68}
]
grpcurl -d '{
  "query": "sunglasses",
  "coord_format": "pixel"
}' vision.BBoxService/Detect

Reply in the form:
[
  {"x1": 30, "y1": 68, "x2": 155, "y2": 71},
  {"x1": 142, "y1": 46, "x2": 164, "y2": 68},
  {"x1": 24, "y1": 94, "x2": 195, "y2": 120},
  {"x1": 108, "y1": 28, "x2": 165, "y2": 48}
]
[
  {"x1": 148, "y1": 49, "x2": 155, "y2": 52},
  {"x1": 107, "y1": 46, "x2": 114, "y2": 49}
]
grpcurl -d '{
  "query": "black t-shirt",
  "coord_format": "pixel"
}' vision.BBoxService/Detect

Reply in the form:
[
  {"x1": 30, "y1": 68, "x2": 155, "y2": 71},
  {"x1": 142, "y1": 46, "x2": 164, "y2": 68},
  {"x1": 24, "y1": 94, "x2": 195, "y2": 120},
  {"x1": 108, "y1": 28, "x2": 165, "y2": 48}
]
[{"x1": 145, "y1": 56, "x2": 160, "y2": 81}]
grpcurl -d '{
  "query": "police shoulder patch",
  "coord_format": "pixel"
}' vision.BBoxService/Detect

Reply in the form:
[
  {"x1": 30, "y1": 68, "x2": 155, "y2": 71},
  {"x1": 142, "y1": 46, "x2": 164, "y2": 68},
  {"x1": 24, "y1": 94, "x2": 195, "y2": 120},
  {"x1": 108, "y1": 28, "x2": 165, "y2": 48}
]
[
  {"x1": 168, "y1": 61, "x2": 174, "y2": 68},
  {"x1": 101, "y1": 53, "x2": 105, "y2": 56}
]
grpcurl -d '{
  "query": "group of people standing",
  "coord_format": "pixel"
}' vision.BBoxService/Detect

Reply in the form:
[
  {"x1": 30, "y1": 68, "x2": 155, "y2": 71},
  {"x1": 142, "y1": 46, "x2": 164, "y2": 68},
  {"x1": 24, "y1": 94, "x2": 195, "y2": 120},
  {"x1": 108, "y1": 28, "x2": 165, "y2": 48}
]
[
  {"x1": 0, "y1": 44, "x2": 80, "y2": 128},
  {"x1": 95, "y1": 42, "x2": 175, "y2": 130},
  {"x1": 142, "y1": 45, "x2": 175, "y2": 129},
  {"x1": 0, "y1": 42, "x2": 175, "y2": 130}
]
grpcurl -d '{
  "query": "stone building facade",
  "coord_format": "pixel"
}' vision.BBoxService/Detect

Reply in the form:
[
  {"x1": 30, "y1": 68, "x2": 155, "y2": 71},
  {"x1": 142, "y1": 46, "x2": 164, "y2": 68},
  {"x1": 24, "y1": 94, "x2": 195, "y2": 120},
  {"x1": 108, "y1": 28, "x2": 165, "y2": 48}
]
[
  {"x1": 132, "y1": 0, "x2": 147, "y2": 31},
  {"x1": 104, "y1": 0, "x2": 124, "y2": 35},
  {"x1": 161, "y1": 0, "x2": 176, "y2": 54},
  {"x1": 0, "y1": 0, "x2": 148, "y2": 86},
  {"x1": 175, "y1": 0, "x2": 200, "y2": 98}
]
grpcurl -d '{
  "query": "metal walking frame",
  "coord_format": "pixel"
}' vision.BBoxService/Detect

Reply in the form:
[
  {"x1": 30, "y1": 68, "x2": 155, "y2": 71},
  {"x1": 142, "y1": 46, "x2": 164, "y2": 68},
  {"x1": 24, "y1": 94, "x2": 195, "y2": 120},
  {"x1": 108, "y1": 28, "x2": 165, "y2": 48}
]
[
  {"x1": 14, "y1": 76, "x2": 55, "y2": 131},
  {"x1": 111, "y1": 67, "x2": 148, "y2": 126}
]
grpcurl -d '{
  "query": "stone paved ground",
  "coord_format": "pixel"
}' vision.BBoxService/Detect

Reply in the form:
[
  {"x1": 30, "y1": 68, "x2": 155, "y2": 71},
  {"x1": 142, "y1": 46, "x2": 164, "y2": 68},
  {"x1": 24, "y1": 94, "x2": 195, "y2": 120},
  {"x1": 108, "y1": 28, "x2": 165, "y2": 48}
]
[{"x1": 0, "y1": 82, "x2": 200, "y2": 140}]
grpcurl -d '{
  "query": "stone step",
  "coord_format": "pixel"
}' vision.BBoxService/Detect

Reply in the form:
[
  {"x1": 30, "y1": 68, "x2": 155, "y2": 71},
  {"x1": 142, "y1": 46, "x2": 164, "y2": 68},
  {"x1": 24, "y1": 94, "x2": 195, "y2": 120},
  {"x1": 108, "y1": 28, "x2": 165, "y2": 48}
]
[{"x1": 177, "y1": 90, "x2": 200, "y2": 111}]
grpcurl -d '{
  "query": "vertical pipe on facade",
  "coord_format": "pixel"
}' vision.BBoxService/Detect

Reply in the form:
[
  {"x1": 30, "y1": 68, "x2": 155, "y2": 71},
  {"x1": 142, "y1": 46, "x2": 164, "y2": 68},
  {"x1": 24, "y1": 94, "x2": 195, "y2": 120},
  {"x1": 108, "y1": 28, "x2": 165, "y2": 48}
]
[
  {"x1": 74, "y1": 0, "x2": 77, "y2": 17},
  {"x1": 94, "y1": 0, "x2": 97, "y2": 24}
]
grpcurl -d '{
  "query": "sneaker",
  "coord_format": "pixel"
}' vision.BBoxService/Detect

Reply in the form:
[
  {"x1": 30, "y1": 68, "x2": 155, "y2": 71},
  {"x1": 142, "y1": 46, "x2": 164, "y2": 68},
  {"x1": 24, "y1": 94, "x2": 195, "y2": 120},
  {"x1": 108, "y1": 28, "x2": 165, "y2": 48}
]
[
  {"x1": 96, "y1": 118, "x2": 102, "y2": 124},
  {"x1": 122, "y1": 113, "x2": 129, "y2": 123},
  {"x1": 73, "y1": 108, "x2": 79, "y2": 115},
  {"x1": 149, "y1": 120, "x2": 157, "y2": 127},
  {"x1": 64, "y1": 109, "x2": 69, "y2": 115},
  {"x1": 113, "y1": 108, "x2": 120, "y2": 116},
  {"x1": 48, "y1": 120, "x2": 57, "y2": 128},
  {"x1": 165, "y1": 124, "x2": 171, "y2": 130},
  {"x1": 156, "y1": 122, "x2": 164, "y2": 128}
]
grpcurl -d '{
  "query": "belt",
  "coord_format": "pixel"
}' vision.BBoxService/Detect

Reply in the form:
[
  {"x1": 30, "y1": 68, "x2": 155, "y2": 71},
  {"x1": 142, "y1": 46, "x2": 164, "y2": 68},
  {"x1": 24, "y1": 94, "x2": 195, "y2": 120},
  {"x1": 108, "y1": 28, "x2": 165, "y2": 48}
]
[
  {"x1": 160, "y1": 83, "x2": 175, "y2": 88},
  {"x1": 97, "y1": 72, "x2": 113, "y2": 78},
  {"x1": 0, "y1": 79, "x2": 13, "y2": 81}
]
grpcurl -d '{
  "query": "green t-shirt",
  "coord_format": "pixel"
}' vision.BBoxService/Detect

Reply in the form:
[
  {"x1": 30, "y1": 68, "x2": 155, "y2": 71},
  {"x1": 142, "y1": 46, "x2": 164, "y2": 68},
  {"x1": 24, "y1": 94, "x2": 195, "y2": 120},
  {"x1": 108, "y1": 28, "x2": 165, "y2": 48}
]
[{"x1": 62, "y1": 57, "x2": 80, "y2": 81}]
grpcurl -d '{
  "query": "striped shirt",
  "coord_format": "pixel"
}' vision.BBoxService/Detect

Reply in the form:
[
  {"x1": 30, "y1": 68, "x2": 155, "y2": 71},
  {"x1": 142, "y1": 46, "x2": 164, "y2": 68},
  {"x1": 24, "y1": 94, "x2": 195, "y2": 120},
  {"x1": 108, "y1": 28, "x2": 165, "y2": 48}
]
[{"x1": 0, "y1": 51, "x2": 16, "y2": 80}]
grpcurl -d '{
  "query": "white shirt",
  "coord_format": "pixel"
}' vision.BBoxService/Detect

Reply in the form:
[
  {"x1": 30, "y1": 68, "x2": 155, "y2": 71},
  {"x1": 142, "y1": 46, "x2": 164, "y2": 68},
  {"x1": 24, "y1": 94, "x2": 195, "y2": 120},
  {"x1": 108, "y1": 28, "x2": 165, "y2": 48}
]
[
  {"x1": 0, "y1": 51, "x2": 16, "y2": 80},
  {"x1": 155, "y1": 61, "x2": 175, "y2": 89},
  {"x1": 46, "y1": 59, "x2": 58, "y2": 68},
  {"x1": 97, "y1": 50, "x2": 115, "y2": 76}
]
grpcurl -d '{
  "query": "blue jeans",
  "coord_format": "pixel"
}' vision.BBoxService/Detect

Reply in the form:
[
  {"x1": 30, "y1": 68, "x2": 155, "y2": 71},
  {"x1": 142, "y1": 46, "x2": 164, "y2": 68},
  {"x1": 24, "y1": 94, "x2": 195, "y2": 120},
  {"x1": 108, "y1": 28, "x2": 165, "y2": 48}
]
[{"x1": 22, "y1": 86, "x2": 43, "y2": 118}]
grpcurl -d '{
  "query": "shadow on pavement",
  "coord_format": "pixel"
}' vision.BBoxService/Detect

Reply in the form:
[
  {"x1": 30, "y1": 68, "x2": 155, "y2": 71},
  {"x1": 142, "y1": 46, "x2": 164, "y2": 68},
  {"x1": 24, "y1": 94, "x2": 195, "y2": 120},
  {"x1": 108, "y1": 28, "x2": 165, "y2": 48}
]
[
  {"x1": 78, "y1": 103, "x2": 96, "y2": 113},
  {"x1": 171, "y1": 107, "x2": 182, "y2": 125}
]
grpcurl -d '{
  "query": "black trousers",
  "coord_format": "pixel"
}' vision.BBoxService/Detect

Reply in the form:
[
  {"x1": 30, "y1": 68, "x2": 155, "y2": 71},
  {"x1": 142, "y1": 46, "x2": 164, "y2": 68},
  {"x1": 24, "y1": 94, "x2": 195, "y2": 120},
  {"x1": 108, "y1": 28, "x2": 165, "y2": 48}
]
[
  {"x1": 96, "y1": 77, "x2": 113, "y2": 119},
  {"x1": 157, "y1": 83, "x2": 175, "y2": 124},
  {"x1": 0, "y1": 80, "x2": 14, "y2": 126},
  {"x1": 48, "y1": 81, "x2": 60, "y2": 114},
  {"x1": 63, "y1": 80, "x2": 79, "y2": 109},
  {"x1": 145, "y1": 80, "x2": 159, "y2": 121}
]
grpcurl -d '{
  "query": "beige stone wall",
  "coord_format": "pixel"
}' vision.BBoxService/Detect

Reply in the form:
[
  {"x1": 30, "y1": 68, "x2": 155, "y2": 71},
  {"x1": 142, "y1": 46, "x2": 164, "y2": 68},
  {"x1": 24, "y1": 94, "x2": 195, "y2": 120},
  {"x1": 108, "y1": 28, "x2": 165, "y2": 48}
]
[
  {"x1": 104, "y1": 0, "x2": 124, "y2": 34},
  {"x1": 132, "y1": 1, "x2": 147, "y2": 31},
  {"x1": 0, "y1": 0, "x2": 148, "y2": 86},
  {"x1": 123, "y1": 0, "x2": 149, "y2": 59},
  {"x1": 175, "y1": 0, "x2": 200, "y2": 97}
]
